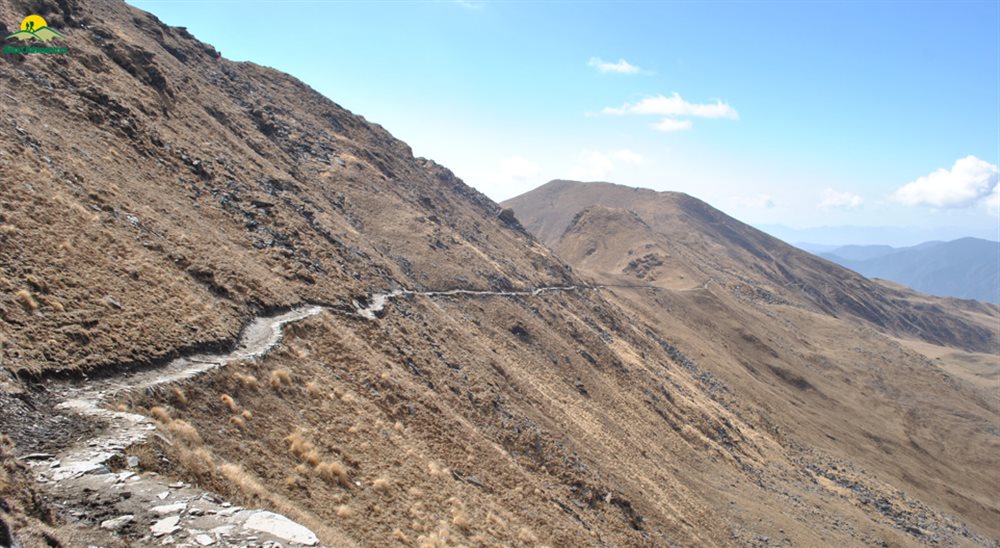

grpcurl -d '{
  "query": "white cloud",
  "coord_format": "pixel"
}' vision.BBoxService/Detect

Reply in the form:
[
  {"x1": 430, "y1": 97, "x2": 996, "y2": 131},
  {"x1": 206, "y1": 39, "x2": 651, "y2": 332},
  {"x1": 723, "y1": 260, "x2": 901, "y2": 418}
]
[
  {"x1": 603, "y1": 92, "x2": 738, "y2": 119},
  {"x1": 892, "y1": 156, "x2": 999, "y2": 208},
  {"x1": 986, "y1": 183, "x2": 1000, "y2": 217},
  {"x1": 494, "y1": 155, "x2": 540, "y2": 183},
  {"x1": 651, "y1": 118, "x2": 692, "y2": 132},
  {"x1": 819, "y1": 188, "x2": 863, "y2": 209},
  {"x1": 566, "y1": 149, "x2": 642, "y2": 181},
  {"x1": 588, "y1": 57, "x2": 642, "y2": 74}
]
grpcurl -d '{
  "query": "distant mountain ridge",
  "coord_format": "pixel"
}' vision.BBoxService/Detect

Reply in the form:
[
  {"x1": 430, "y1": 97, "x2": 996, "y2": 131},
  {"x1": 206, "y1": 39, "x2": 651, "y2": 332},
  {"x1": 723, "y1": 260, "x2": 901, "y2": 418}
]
[{"x1": 820, "y1": 238, "x2": 1000, "y2": 303}]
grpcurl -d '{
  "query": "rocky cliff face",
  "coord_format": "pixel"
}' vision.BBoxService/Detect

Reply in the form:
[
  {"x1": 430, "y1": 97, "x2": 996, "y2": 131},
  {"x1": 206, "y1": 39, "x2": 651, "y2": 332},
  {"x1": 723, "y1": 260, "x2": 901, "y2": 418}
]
[{"x1": 0, "y1": 1, "x2": 996, "y2": 546}]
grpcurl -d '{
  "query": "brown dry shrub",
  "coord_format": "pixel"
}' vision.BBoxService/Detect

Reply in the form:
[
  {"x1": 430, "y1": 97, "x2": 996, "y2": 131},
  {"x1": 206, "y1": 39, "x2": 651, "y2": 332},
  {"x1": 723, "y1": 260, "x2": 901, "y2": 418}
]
[
  {"x1": 149, "y1": 406, "x2": 172, "y2": 424},
  {"x1": 220, "y1": 463, "x2": 267, "y2": 498},
  {"x1": 168, "y1": 419, "x2": 203, "y2": 446},
  {"x1": 302, "y1": 449, "x2": 321, "y2": 467},
  {"x1": 452, "y1": 511, "x2": 471, "y2": 530},
  {"x1": 43, "y1": 297, "x2": 64, "y2": 313},
  {"x1": 372, "y1": 477, "x2": 391, "y2": 494},
  {"x1": 170, "y1": 387, "x2": 188, "y2": 407},
  {"x1": 234, "y1": 372, "x2": 258, "y2": 388},
  {"x1": 285, "y1": 429, "x2": 315, "y2": 459},
  {"x1": 316, "y1": 461, "x2": 349, "y2": 487},
  {"x1": 241, "y1": 410, "x2": 253, "y2": 420},
  {"x1": 305, "y1": 381, "x2": 320, "y2": 397},
  {"x1": 220, "y1": 394, "x2": 240, "y2": 413},
  {"x1": 270, "y1": 369, "x2": 292, "y2": 389},
  {"x1": 14, "y1": 289, "x2": 37, "y2": 312},
  {"x1": 335, "y1": 504, "x2": 353, "y2": 518},
  {"x1": 230, "y1": 416, "x2": 246, "y2": 430},
  {"x1": 178, "y1": 447, "x2": 215, "y2": 477}
]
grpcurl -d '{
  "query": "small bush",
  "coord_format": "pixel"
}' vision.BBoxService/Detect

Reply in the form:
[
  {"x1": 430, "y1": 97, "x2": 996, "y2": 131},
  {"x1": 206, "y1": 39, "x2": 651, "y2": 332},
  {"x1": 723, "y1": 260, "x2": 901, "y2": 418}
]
[
  {"x1": 179, "y1": 447, "x2": 215, "y2": 477},
  {"x1": 14, "y1": 289, "x2": 37, "y2": 312},
  {"x1": 335, "y1": 504, "x2": 353, "y2": 518},
  {"x1": 220, "y1": 394, "x2": 240, "y2": 413},
  {"x1": 305, "y1": 382, "x2": 320, "y2": 397},
  {"x1": 286, "y1": 430, "x2": 315, "y2": 459},
  {"x1": 170, "y1": 387, "x2": 188, "y2": 407},
  {"x1": 302, "y1": 449, "x2": 321, "y2": 467},
  {"x1": 230, "y1": 416, "x2": 246, "y2": 430},
  {"x1": 234, "y1": 372, "x2": 258, "y2": 388},
  {"x1": 241, "y1": 410, "x2": 253, "y2": 420},
  {"x1": 452, "y1": 511, "x2": 470, "y2": 530},
  {"x1": 372, "y1": 477, "x2": 391, "y2": 494},
  {"x1": 220, "y1": 463, "x2": 267, "y2": 498},
  {"x1": 168, "y1": 419, "x2": 203, "y2": 446},
  {"x1": 317, "y1": 461, "x2": 349, "y2": 487},
  {"x1": 149, "y1": 406, "x2": 172, "y2": 424},
  {"x1": 270, "y1": 369, "x2": 291, "y2": 389},
  {"x1": 45, "y1": 298, "x2": 64, "y2": 313}
]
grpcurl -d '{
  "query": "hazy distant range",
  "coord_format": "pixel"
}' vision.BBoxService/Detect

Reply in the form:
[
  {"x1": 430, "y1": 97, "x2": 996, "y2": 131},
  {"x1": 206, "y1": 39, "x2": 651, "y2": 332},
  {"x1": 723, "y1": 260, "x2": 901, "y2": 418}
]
[{"x1": 796, "y1": 238, "x2": 1000, "y2": 304}]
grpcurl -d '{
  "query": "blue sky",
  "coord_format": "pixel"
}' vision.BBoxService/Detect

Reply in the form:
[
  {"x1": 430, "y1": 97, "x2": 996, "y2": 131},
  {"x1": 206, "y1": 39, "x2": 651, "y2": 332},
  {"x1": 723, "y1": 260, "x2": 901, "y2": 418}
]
[{"x1": 129, "y1": 1, "x2": 999, "y2": 245}]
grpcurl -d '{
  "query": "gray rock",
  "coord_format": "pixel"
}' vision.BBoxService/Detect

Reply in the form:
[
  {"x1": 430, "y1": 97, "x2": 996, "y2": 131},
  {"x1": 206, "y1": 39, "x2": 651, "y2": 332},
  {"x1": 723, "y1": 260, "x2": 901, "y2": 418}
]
[
  {"x1": 151, "y1": 502, "x2": 187, "y2": 515},
  {"x1": 151, "y1": 515, "x2": 181, "y2": 537},
  {"x1": 242, "y1": 511, "x2": 318, "y2": 546},
  {"x1": 100, "y1": 514, "x2": 134, "y2": 531}
]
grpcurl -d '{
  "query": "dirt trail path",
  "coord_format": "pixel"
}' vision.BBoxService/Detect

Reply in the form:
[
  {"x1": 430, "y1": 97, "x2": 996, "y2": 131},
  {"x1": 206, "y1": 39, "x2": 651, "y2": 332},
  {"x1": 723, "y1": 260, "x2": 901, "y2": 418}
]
[{"x1": 22, "y1": 284, "x2": 637, "y2": 547}]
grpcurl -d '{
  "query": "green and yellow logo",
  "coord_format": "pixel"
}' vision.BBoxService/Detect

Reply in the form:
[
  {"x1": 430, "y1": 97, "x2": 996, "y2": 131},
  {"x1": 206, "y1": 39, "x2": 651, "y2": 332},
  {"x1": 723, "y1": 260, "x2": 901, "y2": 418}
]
[{"x1": 4, "y1": 15, "x2": 68, "y2": 54}]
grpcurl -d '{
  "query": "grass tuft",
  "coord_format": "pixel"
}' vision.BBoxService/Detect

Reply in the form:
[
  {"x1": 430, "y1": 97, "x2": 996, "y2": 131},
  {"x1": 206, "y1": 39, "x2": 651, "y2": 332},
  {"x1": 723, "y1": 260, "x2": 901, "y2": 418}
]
[
  {"x1": 372, "y1": 477, "x2": 391, "y2": 494},
  {"x1": 220, "y1": 394, "x2": 240, "y2": 413},
  {"x1": 167, "y1": 419, "x2": 203, "y2": 446},
  {"x1": 270, "y1": 369, "x2": 292, "y2": 389},
  {"x1": 170, "y1": 387, "x2": 188, "y2": 407},
  {"x1": 14, "y1": 289, "x2": 37, "y2": 312},
  {"x1": 149, "y1": 406, "x2": 172, "y2": 424},
  {"x1": 234, "y1": 372, "x2": 259, "y2": 388},
  {"x1": 316, "y1": 461, "x2": 350, "y2": 487}
]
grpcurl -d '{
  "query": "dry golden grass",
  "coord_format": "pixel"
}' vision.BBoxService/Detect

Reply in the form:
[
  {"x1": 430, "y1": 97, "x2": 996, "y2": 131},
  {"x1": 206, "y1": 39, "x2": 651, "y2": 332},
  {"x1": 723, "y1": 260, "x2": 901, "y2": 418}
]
[
  {"x1": 220, "y1": 394, "x2": 240, "y2": 413},
  {"x1": 372, "y1": 477, "x2": 391, "y2": 494},
  {"x1": 305, "y1": 381, "x2": 320, "y2": 397},
  {"x1": 167, "y1": 419, "x2": 203, "y2": 446},
  {"x1": 14, "y1": 289, "x2": 37, "y2": 313},
  {"x1": 178, "y1": 447, "x2": 215, "y2": 477},
  {"x1": 302, "y1": 449, "x2": 321, "y2": 467},
  {"x1": 452, "y1": 511, "x2": 471, "y2": 530},
  {"x1": 335, "y1": 504, "x2": 353, "y2": 518},
  {"x1": 270, "y1": 369, "x2": 292, "y2": 389},
  {"x1": 220, "y1": 462, "x2": 267, "y2": 497},
  {"x1": 316, "y1": 461, "x2": 349, "y2": 487},
  {"x1": 285, "y1": 429, "x2": 317, "y2": 461},
  {"x1": 234, "y1": 372, "x2": 259, "y2": 388},
  {"x1": 229, "y1": 416, "x2": 246, "y2": 430},
  {"x1": 42, "y1": 297, "x2": 64, "y2": 313},
  {"x1": 149, "y1": 406, "x2": 172, "y2": 424},
  {"x1": 170, "y1": 387, "x2": 188, "y2": 407}
]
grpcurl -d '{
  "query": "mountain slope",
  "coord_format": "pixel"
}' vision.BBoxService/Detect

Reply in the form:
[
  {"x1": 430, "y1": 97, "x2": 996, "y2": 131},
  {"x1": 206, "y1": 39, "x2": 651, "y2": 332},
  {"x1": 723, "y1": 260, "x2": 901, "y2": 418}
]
[
  {"x1": 504, "y1": 180, "x2": 998, "y2": 352},
  {"x1": 504, "y1": 181, "x2": 1000, "y2": 542},
  {"x1": 821, "y1": 238, "x2": 1000, "y2": 303},
  {"x1": 0, "y1": 1, "x2": 996, "y2": 546}
]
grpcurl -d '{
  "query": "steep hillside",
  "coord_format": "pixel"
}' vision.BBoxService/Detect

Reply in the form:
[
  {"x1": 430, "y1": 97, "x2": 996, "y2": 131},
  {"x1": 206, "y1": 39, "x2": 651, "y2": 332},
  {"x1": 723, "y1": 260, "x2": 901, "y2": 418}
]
[
  {"x1": 0, "y1": 1, "x2": 997, "y2": 546},
  {"x1": 504, "y1": 180, "x2": 998, "y2": 352},
  {"x1": 821, "y1": 238, "x2": 1000, "y2": 303},
  {"x1": 505, "y1": 181, "x2": 1000, "y2": 543}
]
